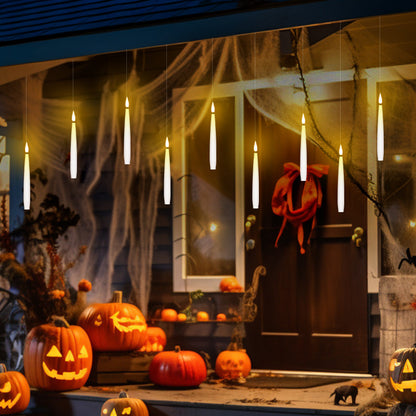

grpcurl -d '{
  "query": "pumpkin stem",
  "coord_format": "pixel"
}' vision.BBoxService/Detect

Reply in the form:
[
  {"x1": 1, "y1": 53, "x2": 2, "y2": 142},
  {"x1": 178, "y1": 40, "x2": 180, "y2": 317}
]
[
  {"x1": 51, "y1": 315, "x2": 70, "y2": 328},
  {"x1": 112, "y1": 291, "x2": 123, "y2": 303},
  {"x1": 174, "y1": 345, "x2": 181, "y2": 353},
  {"x1": 0, "y1": 363, "x2": 6, "y2": 373},
  {"x1": 119, "y1": 391, "x2": 129, "y2": 398}
]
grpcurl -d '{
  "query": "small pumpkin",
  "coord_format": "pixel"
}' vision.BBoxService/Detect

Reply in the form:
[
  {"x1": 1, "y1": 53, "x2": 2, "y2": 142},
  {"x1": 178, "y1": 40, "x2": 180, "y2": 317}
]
[
  {"x1": 388, "y1": 344, "x2": 416, "y2": 404},
  {"x1": 139, "y1": 326, "x2": 167, "y2": 352},
  {"x1": 101, "y1": 391, "x2": 149, "y2": 416},
  {"x1": 149, "y1": 346, "x2": 207, "y2": 387},
  {"x1": 78, "y1": 291, "x2": 147, "y2": 351},
  {"x1": 196, "y1": 311, "x2": 209, "y2": 321},
  {"x1": 215, "y1": 342, "x2": 251, "y2": 380},
  {"x1": 23, "y1": 316, "x2": 93, "y2": 391},
  {"x1": 0, "y1": 364, "x2": 30, "y2": 414},
  {"x1": 219, "y1": 277, "x2": 243, "y2": 292},
  {"x1": 161, "y1": 308, "x2": 178, "y2": 322}
]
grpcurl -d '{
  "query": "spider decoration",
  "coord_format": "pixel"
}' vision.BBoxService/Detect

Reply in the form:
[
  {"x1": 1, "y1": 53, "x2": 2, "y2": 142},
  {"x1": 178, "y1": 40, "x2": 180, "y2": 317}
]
[{"x1": 398, "y1": 248, "x2": 416, "y2": 269}]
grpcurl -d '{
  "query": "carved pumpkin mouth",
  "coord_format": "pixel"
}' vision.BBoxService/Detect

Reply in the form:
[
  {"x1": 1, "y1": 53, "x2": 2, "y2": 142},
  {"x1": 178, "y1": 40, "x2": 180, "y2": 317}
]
[
  {"x1": 110, "y1": 311, "x2": 146, "y2": 333},
  {"x1": 42, "y1": 362, "x2": 88, "y2": 380},
  {"x1": 0, "y1": 393, "x2": 21, "y2": 410},
  {"x1": 390, "y1": 377, "x2": 416, "y2": 393}
]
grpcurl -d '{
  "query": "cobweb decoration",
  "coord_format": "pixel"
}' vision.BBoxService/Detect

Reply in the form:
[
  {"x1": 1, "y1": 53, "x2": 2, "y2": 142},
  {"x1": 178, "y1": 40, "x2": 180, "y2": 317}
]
[{"x1": 0, "y1": 12, "x2": 416, "y2": 313}]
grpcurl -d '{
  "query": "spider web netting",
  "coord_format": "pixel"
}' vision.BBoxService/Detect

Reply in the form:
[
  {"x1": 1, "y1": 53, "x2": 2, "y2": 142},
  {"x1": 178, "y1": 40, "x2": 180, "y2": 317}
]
[{"x1": 0, "y1": 11, "x2": 416, "y2": 316}]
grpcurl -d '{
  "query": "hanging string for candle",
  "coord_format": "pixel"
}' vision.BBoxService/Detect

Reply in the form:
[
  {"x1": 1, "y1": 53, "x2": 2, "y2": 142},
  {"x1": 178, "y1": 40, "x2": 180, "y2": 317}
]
[
  {"x1": 164, "y1": 44, "x2": 171, "y2": 205},
  {"x1": 337, "y1": 24, "x2": 345, "y2": 213},
  {"x1": 70, "y1": 61, "x2": 77, "y2": 179},
  {"x1": 124, "y1": 49, "x2": 131, "y2": 165},
  {"x1": 23, "y1": 76, "x2": 30, "y2": 210},
  {"x1": 209, "y1": 38, "x2": 217, "y2": 170}
]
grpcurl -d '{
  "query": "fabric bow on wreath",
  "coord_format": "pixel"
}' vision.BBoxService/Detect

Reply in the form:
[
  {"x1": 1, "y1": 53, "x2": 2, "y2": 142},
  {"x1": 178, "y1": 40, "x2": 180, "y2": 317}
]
[{"x1": 271, "y1": 162, "x2": 329, "y2": 254}]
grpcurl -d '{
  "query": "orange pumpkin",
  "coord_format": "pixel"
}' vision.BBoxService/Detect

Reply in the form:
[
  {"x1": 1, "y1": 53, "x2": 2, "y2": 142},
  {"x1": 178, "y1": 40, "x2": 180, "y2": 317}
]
[
  {"x1": 23, "y1": 317, "x2": 93, "y2": 391},
  {"x1": 215, "y1": 348, "x2": 251, "y2": 379},
  {"x1": 78, "y1": 291, "x2": 147, "y2": 351},
  {"x1": 219, "y1": 277, "x2": 243, "y2": 292},
  {"x1": 216, "y1": 313, "x2": 227, "y2": 321},
  {"x1": 139, "y1": 327, "x2": 167, "y2": 352},
  {"x1": 196, "y1": 311, "x2": 209, "y2": 321},
  {"x1": 0, "y1": 364, "x2": 30, "y2": 414},
  {"x1": 149, "y1": 346, "x2": 207, "y2": 387},
  {"x1": 101, "y1": 391, "x2": 148, "y2": 416},
  {"x1": 177, "y1": 313, "x2": 187, "y2": 322},
  {"x1": 161, "y1": 308, "x2": 178, "y2": 322}
]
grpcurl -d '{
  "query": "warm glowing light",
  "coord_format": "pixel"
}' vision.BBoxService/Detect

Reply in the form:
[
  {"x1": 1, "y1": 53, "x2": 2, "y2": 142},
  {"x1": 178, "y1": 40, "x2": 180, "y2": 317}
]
[
  {"x1": 410, "y1": 220, "x2": 416, "y2": 228},
  {"x1": 70, "y1": 111, "x2": 77, "y2": 179},
  {"x1": 209, "y1": 222, "x2": 217, "y2": 232},
  {"x1": 164, "y1": 137, "x2": 171, "y2": 205},
  {"x1": 23, "y1": 142, "x2": 30, "y2": 210},
  {"x1": 377, "y1": 93, "x2": 384, "y2": 161},
  {"x1": 252, "y1": 141, "x2": 259, "y2": 209},
  {"x1": 210, "y1": 101, "x2": 217, "y2": 170},
  {"x1": 337, "y1": 144, "x2": 344, "y2": 213},
  {"x1": 394, "y1": 154, "x2": 402, "y2": 162},
  {"x1": 124, "y1": 97, "x2": 131, "y2": 165},
  {"x1": 300, "y1": 113, "x2": 307, "y2": 181}
]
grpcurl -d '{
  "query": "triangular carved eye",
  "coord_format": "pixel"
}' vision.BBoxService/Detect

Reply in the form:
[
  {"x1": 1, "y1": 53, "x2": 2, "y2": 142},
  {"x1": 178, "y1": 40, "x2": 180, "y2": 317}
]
[
  {"x1": 122, "y1": 408, "x2": 132, "y2": 414},
  {"x1": 47, "y1": 345, "x2": 62, "y2": 358},
  {"x1": 403, "y1": 359, "x2": 414, "y2": 373},
  {"x1": 110, "y1": 409, "x2": 117, "y2": 416},
  {"x1": 78, "y1": 345, "x2": 89, "y2": 358}
]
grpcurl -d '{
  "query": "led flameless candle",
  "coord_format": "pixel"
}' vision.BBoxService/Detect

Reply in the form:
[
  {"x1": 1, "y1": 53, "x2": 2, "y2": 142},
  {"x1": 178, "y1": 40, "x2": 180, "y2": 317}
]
[
  {"x1": 300, "y1": 113, "x2": 307, "y2": 181},
  {"x1": 337, "y1": 144, "x2": 344, "y2": 213},
  {"x1": 164, "y1": 137, "x2": 171, "y2": 205},
  {"x1": 210, "y1": 101, "x2": 217, "y2": 170},
  {"x1": 252, "y1": 141, "x2": 259, "y2": 209},
  {"x1": 23, "y1": 142, "x2": 30, "y2": 210},
  {"x1": 377, "y1": 93, "x2": 384, "y2": 161},
  {"x1": 70, "y1": 111, "x2": 77, "y2": 179},
  {"x1": 124, "y1": 97, "x2": 131, "y2": 165}
]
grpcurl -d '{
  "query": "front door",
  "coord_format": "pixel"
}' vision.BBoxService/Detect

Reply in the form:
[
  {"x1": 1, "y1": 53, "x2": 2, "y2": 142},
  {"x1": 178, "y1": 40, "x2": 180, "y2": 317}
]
[{"x1": 244, "y1": 92, "x2": 368, "y2": 373}]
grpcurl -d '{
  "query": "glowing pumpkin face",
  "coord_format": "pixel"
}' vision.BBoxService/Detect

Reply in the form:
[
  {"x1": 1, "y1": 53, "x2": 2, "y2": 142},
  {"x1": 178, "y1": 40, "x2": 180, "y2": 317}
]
[
  {"x1": 215, "y1": 349, "x2": 251, "y2": 380},
  {"x1": 0, "y1": 364, "x2": 30, "y2": 414},
  {"x1": 78, "y1": 291, "x2": 147, "y2": 351},
  {"x1": 388, "y1": 345, "x2": 416, "y2": 404},
  {"x1": 101, "y1": 392, "x2": 149, "y2": 416},
  {"x1": 139, "y1": 327, "x2": 167, "y2": 353},
  {"x1": 23, "y1": 318, "x2": 93, "y2": 391}
]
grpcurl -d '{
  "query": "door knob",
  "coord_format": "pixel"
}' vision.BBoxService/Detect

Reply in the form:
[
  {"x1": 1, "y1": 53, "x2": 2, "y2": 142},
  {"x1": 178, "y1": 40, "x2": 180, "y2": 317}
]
[{"x1": 352, "y1": 227, "x2": 364, "y2": 247}]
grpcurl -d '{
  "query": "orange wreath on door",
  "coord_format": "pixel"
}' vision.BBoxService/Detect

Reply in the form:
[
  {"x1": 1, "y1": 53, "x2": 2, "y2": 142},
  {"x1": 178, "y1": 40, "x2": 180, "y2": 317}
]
[{"x1": 271, "y1": 162, "x2": 329, "y2": 254}]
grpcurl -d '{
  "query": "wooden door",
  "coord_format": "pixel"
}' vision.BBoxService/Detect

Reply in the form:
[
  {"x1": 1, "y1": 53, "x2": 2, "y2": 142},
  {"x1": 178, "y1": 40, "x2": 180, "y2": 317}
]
[{"x1": 244, "y1": 90, "x2": 368, "y2": 373}]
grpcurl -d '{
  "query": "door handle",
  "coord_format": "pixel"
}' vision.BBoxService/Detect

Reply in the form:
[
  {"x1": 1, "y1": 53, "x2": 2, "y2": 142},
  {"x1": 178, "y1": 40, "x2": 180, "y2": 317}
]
[{"x1": 352, "y1": 227, "x2": 364, "y2": 247}]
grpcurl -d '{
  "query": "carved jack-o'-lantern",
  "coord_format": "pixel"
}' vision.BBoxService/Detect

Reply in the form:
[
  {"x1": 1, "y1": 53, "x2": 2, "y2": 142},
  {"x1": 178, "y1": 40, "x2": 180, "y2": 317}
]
[
  {"x1": 139, "y1": 327, "x2": 167, "y2": 353},
  {"x1": 0, "y1": 364, "x2": 30, "y2": 414},
  {"x1": 388, "y1": 345, "x2": 416, "y2": 404},
  {"x1": 23, "y1": 317, "x2": 93, "y2": 391},
  {"x1": 78, "y1": 291, "x2": 147, "y2": 351},
  {"x1": 101, "y1": 391, "x2": 149, "y2": 416},
  {"x1": 215, "y1": 343, "x2": 251, "y2": 380}
]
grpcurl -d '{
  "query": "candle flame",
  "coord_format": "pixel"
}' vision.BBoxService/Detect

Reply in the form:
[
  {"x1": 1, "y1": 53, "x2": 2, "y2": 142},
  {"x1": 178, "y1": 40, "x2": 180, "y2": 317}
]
[
  {"x1": 378, "y1": 93, "x2": 382, "y2": 105},
  {"x1": 211, "y1": 101, "x2": 215, "y2": 113},
  {"x1": 125, "y1": 97, "x2": 129, "y2": 108},
  {"x1": 165, "y1": 137, "x2": 169, "y2": 148},
  {"x1": 254, "y1": 141, "x2": 258, "y2": 152},
  {"x1": 25, "y1": 142, "x2": 29, "y2": 153},
  {"x1": 72, "y1": 111, "x2": 76, "y2": 122},
  {"x1": 301, "y1": 113, "x2": 305, "y2": 125},
  {"x1": 339, "y1": 144, "x2": 343, "y2": 156}
]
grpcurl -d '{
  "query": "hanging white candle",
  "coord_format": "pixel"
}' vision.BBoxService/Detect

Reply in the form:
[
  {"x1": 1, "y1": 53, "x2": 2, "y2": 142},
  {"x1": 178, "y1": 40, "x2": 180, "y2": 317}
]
[
  {"x1": 23, "y1": 142, "x2": 30, "y2": 210},
  {"x1": 377, "y1": 93, "x2": 384, "y2": 161},
  {"x1": 252, "y1": 141, "x2": 259, "y2": 209},
  {"x1": 164, "y1": 137, "x2": 171, "y2": 205},
  {"x1": 337, "y1": 144, "x2": 345, "y2": 213},
  {"x1": 124, "y1": 97, "x2": 131, "y2": 165},
  {"x1": 210, "y1": 101, "x2": 217, "y2": 170},
  {"x1": 70, "y1": 111, "x2": 77, "y2": 179},
  {"x1": 300, "y1": 113, "x2": 307, "y2": 181}
]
